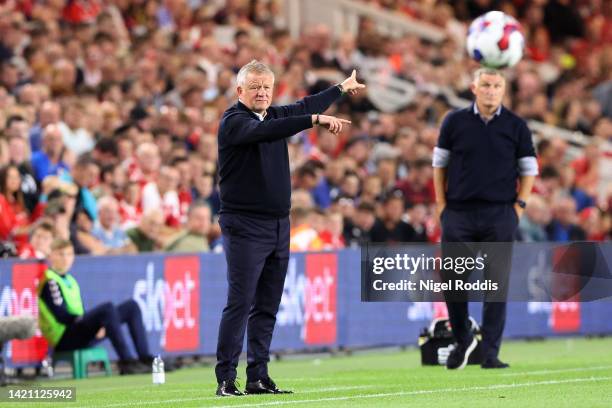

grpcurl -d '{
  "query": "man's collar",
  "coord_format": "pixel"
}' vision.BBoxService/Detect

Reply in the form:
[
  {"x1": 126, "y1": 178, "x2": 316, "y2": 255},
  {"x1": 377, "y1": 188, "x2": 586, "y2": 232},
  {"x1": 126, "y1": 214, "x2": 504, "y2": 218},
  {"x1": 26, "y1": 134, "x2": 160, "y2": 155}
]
[
  {"x1": 473, "y1": 102, "x2": 502, "y2": 118},
  {"x1": 237, "y1": 100, "x2": 266, "y2": 121}
]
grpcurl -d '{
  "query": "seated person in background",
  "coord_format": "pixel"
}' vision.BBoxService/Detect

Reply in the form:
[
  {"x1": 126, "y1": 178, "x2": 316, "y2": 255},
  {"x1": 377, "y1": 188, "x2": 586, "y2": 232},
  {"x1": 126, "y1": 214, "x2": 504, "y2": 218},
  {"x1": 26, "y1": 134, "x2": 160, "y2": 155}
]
[
  {"x1": 37, "y1": 239, "x2": 152, "y2": 375},
  {"x1": 370, "y1": 189, "x2": 418, "y2": 243},
  {"x1": 289, "y1": 207, "x2": 323, "y2": 252},
  {"x1": 118, "y1": 181, "x2": 142, "y2": 230},
  {"x1": 546, "y1": 195, "x2": 587, "y2": 242},
  {"x1": 165, "y1": 201, "x2": 211, "y2": 253},
  {"x1": 0, "y1": 164, "x2": 32, "y2": 249},
  {"x1": 344, "y1": 202, "x2": 376, "y2": 247},
  {"x1": 19, "y1": 220, "x2": 55, "y2": 260},
  {"x1": 92, "y1": 195, "x2": 134, "y2": 252},
  {"x1": 72, "y1": 209, "x2": 108, "y2": 255},
  {"x1": 125, "y1": 209, "x2": 166, "y2": 252},
  {"x1": 518, "y1": 195, "x2": 550, "y2": 242}
]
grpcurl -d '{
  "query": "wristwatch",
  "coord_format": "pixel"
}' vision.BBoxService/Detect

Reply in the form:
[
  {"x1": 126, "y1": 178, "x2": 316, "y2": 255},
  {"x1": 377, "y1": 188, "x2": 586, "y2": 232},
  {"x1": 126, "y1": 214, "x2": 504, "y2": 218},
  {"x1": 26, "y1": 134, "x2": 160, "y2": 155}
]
[{"x1": 516, "y1": 199, "x2": 527, "y2": 209}]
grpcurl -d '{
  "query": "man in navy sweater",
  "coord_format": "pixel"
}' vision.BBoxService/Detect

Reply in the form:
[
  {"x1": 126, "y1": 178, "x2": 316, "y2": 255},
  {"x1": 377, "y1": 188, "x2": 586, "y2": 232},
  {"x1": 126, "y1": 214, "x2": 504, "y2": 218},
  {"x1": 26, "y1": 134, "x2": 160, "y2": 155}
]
[
  {"x1": 215, "y1": 60, "x2": 364, "y2": 396},
  {"x1": 433, "y1": 68, "x2": 538, "y2": 370}
]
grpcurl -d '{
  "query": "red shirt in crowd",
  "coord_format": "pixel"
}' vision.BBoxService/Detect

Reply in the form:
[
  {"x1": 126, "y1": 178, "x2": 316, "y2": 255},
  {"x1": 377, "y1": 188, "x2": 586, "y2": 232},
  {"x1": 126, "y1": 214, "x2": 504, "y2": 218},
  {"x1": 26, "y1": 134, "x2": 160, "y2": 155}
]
[{"x1": 0, "y1": 194, "x2": 30, "y2": 249}]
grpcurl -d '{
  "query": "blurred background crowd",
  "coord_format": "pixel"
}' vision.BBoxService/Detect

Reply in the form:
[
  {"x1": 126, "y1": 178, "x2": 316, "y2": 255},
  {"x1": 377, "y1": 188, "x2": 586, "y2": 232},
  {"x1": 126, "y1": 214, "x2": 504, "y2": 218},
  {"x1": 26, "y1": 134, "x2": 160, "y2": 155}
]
[{"x1": 0, "y1": 0, "x2": 610, "y2": 260}]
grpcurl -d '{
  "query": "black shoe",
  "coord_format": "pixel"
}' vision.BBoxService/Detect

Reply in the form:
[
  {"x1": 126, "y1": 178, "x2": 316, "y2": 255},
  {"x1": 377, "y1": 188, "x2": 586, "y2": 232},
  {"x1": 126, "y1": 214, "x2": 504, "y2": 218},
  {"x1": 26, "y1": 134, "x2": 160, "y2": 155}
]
[
  {"x1": 118, "y1": 359, "x2": 150, "y2": 375},
  {"x1": 216, "y1": 379, "x2": 244, "y2": 397},
  {"x1": 446, "y1": 337, "x2": 478, "y2": 370},
  {"x1": 481, "y1": 358, "x2": 510, "y2": 369},
  {"x1": 245, "y1": 377, "x2": 293, "y2": 394}
]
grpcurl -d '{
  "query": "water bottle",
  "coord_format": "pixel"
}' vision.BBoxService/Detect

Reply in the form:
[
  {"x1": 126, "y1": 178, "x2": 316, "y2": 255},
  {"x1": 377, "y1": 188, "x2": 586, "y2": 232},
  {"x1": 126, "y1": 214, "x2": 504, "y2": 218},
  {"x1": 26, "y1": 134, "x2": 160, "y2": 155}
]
[
  {"x1": 152, "y1": 355, "x2": 165, "y2": 385},
  {"x1": 42, "y1": 357, "x2": 54, "y2": 378}
]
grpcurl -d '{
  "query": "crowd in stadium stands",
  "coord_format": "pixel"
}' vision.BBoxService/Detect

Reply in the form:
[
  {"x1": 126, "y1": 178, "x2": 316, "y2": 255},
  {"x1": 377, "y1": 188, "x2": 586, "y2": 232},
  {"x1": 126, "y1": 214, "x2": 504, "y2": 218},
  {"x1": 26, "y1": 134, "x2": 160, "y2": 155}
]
[{"x1": 0, "y1": 0, "x2": 610, "y2": 260}]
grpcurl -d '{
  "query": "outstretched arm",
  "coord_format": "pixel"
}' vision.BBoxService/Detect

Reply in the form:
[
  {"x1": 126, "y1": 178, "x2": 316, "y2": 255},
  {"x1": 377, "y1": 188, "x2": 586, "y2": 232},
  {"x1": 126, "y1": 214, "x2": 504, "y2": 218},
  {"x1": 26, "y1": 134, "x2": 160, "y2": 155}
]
[
  {"x1": 274, "y1": 70, "x2": 366, "y2": 117},
  {"x1": 221, "y1": 112, "x2": 352, "y2": 146}
]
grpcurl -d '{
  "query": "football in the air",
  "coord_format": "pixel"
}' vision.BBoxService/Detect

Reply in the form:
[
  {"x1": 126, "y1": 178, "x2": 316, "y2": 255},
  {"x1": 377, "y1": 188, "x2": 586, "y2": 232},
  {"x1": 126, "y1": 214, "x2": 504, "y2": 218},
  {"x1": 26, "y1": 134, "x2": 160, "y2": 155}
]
[{"x1": 466, "y1": 11, "x2": 525, "y2": 69}]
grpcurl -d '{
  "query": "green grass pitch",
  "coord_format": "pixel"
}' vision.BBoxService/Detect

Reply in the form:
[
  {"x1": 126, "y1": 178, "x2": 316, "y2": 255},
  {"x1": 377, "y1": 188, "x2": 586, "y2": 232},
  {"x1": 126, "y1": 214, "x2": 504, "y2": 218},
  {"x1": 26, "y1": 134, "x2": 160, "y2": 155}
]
[{"x1": 9, "y1": 337, "x2": 612, "y2": 407}]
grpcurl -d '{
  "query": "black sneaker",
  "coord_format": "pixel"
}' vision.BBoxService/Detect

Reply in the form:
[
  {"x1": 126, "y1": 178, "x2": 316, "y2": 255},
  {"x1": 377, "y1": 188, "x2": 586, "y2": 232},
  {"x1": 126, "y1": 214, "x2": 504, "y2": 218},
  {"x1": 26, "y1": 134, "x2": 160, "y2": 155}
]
[
  {"x1": 481, "y1": 358, "x2": 510, "y2": 369},
  {"x1": 245, "y1": 377, "x2": 293, "y2": 394},
  {"x1": 446, "y1": 337, "x2": 478, "y2": 370},
  {"x1": 216, "y1": 379, "x2": 244, "y2": 397}
]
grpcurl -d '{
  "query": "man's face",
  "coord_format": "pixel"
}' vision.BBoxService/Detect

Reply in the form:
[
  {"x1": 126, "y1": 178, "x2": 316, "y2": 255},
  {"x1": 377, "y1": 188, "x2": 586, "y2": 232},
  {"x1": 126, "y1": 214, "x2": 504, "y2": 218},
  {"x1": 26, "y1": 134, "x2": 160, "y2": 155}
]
[
  {"x1": 238, "y1": 73, "x2": 274, "y2": 114},
  {"x1": 7, "y1": 121, "x2": 29, "y2": 139},
  {"x1": 43, "y1": 128, "x2": 63, "y2": 154},
  {"x1": 385, "y1": 197, "x2": 404, "y2": 223},
  {"x1": 49, "y1": 246, "x2": 75, "y2": 274},
  {"x1": 158, "y1": 167, "x2": 179, "y2": 192},
  {"x1": 188, "y1": 206, "x2": 212, "y2": 236},
  {"x1": 356, "y1": 210, "x2": 375, "y2": 230},
  {"x1": 141, "y1": 214, "x2": 164, "y2": 238},
  {"x1": 471, "y1": 73, "x2": 506, "y2": 110},
  {"x1": 99, "y1": 204, "x2": 118, "y2": 229}
]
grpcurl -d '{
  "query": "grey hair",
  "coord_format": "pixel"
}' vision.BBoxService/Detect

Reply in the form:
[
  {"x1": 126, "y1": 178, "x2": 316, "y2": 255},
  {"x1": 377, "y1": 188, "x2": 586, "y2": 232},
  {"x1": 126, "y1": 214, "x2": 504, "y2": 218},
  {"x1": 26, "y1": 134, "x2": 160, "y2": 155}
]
[
  {"x1": 473, "y1": 67, "x2": 505, "y2": 83},
  {"x1": 236, "y1": 60, "x2": 274, "y2": 86}
]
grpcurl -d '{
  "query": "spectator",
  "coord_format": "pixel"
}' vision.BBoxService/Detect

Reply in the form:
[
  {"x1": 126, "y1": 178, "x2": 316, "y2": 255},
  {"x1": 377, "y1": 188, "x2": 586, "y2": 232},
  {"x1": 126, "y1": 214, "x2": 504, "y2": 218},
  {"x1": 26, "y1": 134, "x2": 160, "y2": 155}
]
[
  {"x1": 58, "y1": 101, "x2": 95, "y2": 155},
  {"x1": 289, "y1": 207, "x2": 323, "y2": 251},
  {"x1": 0, "y1": 164, "x2": 31, "y2": 247},
  {"x1": 141, "y1": 165, "x2": 181, "y2": 227},
  {"x1": 395, "y1": 158, "x2": 435, "y2": 206},
  {"x1": 72, "y1": 208, "x2": 107, "y2": 255},
  {"x1": 19, "y1": 219, "x2": 55, "y2": 260},
  {"x1": 360, "y1": 174, "x2": 383, "y2": 204},
  {"x1": 578, "y1": 207, "x2": 606, "y2": 241},
  {"x1": 344, "y1": 201, "x2": 376, "y2": 247},
  {"x1": 29, "y1": 101, "x2": 62, "y2": 153},
  {"x1": 7, "y1": 134, "x2": 39, "y2": 212},
  {"x1": 30, "y1": 124, "x2": 71, "y2": 182},
  {"x1": 518, "y1": 195, "x2": 551, "y2": 242},
  {"x1": 319, "y1": 211, "x2": 345, "y2": 250},
  {"x1": 370, "y1": 190, "x2": 418, "y2": 243},
  {"x1": 165, "y1": 201, "x2": 211, "y2": 253},
  {"x1": 125, "y1": 209, "x2": 165, "y2": 253},
  {"x1": 312, "y1": 159, "x2": 344, "y2": 209},
  {"x1": 406, "y1": 203, "x2": 429, "y2": 242},
  {"x1": 118, "y1": 181, "x2": 142, "y2": 229},
  {"x1": 92, "y1": 195, "x2": 131, "y2": 251},
  {"x1": 130, "y1": 142, "x2": 160, "y2": 185},
  {"x1": 546, "y1": 195, "x2": 587, "y2": 242},
  {"x1": 71, "y1": 155, "x2": 99, "y2": 221}
]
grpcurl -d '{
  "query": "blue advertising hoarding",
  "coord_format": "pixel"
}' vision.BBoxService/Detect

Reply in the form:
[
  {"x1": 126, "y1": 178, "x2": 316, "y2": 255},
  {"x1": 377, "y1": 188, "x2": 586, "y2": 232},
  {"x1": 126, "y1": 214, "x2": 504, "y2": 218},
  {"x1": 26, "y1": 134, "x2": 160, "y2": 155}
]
[{"x1": 1, "y1": 244, "x2": 611, "y2": 366}]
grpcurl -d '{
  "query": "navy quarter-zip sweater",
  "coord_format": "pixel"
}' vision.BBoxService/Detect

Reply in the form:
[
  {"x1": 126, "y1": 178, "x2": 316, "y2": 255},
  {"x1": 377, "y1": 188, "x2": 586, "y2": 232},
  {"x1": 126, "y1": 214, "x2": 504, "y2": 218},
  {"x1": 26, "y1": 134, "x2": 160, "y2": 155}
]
[
  {"x1": 218, "y1": 85, "x2": 342, "y2": 218},
  {"x1": 437, "y1": 105, "x2": 536, "y2": 209}
]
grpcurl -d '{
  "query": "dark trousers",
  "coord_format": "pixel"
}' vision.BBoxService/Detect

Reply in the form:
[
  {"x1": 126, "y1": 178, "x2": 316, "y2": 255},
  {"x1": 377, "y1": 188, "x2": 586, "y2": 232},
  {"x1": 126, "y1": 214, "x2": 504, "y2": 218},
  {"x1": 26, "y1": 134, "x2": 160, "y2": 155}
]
[
  {"x1": 55, "y1": 300, "x2": 150, "y2": 362},
  {"x1": 215, "y1": 213, "x2": 290, "y2": 383},
  {"x1": 441, "y1": 204, "x2": 517, "y2": 361}
]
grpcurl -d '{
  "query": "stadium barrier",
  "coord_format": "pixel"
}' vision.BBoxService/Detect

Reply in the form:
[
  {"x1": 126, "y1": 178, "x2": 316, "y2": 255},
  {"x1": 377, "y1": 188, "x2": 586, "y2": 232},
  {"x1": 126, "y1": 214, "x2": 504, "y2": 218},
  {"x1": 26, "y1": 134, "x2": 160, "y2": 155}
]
[{"x1": 1, "y1": 243, "x2": 611, "y2": 366}]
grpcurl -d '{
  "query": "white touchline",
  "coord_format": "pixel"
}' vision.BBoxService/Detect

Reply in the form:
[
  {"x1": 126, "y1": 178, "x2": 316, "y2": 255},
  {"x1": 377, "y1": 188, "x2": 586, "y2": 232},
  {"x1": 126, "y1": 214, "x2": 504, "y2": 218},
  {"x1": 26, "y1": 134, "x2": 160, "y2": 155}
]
[
  {"x1": 78, "y1": 385, "x2": 377, "y2": 408},
  {"x1": 210, "y1": 376, "x2": 612, "y2": 408},
  {"x1": 500, "y1": 365, "x2": 612, "y2": 377},
  {"x1": 71, "y1": 376, "x2": 358, "y2": 396},
  {"x1": 80, "y1": 376, "x2": 612, "y2": 408}
]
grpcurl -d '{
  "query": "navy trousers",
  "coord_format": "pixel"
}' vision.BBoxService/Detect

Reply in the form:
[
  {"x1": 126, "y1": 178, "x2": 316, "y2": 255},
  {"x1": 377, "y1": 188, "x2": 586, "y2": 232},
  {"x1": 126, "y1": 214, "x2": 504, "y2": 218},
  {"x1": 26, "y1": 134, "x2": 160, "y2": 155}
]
[
  {"x1": 215, "y1": 213, "x2": 290, "y2": 383},
  {"x1": 440, "y1": 204, "x2": 518, "y2": 361},
  {"x1": 55, "y1": 300, "x2": 150, "y2": 361}
]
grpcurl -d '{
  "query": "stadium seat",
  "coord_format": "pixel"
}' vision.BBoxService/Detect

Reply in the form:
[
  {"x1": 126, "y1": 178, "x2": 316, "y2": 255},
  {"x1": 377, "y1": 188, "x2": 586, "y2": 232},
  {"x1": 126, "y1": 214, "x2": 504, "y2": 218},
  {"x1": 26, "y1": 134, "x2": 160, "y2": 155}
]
[{"x1": 53, "y1": 347, "x2": 112, "y2": 379}]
